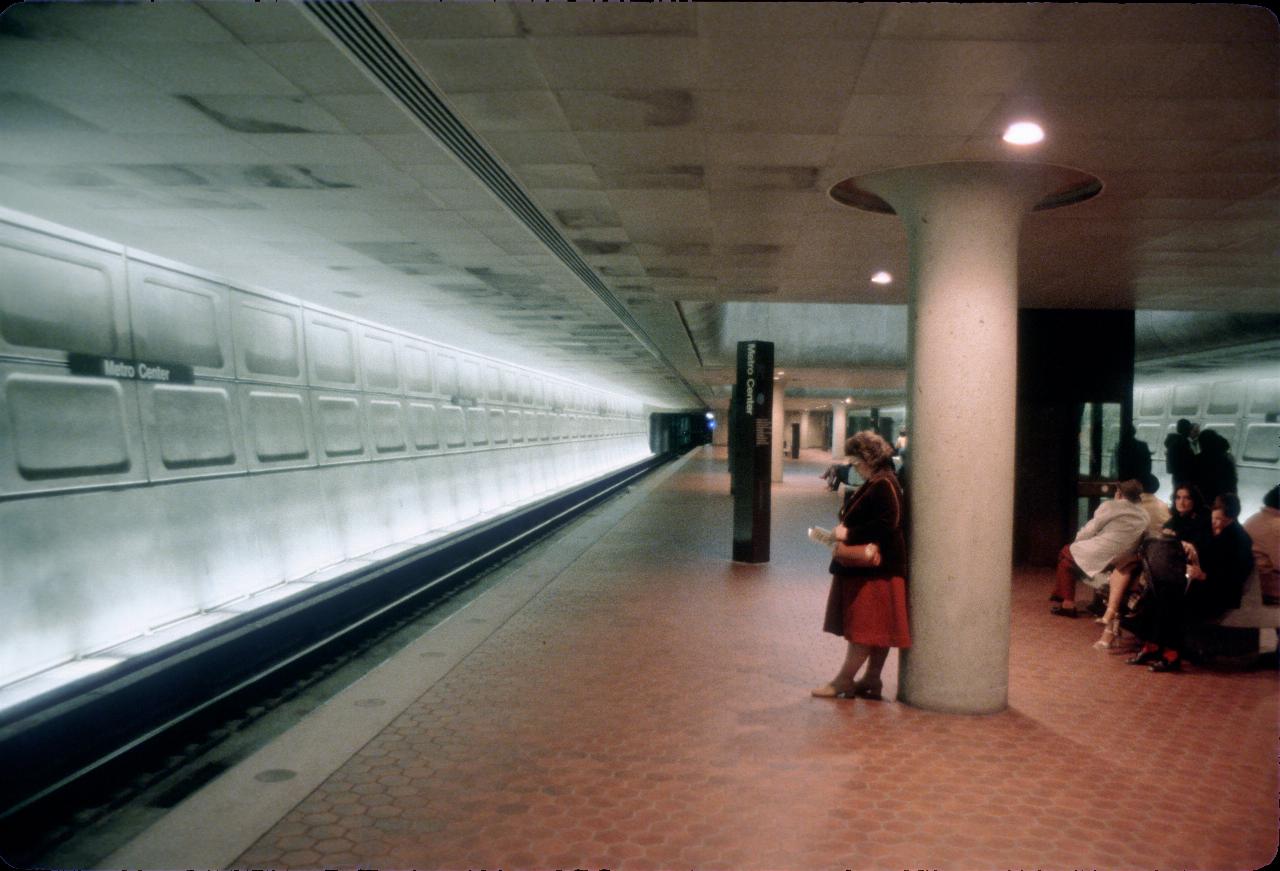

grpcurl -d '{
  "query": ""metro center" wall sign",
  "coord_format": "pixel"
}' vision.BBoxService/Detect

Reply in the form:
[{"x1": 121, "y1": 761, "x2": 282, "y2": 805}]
[{"x1": 67, "y1": 353, "x2": 195, "y2": 385}]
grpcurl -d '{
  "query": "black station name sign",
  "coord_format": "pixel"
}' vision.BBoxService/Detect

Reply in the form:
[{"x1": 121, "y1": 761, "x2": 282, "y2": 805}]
[
  {"x1": 731, "y1": 339, "x2": 773, "y2": 563},
  {"x1": 68, "y1": 352, "x2": 195, "y2": 385}
]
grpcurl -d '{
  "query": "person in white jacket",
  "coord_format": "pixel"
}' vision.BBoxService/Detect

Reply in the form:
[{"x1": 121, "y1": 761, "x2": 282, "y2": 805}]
[
  {"x1": 1242, "y1": 484, "x2": 1280, "y2": 605},
  {"x1": 1050, "y1": 479, "x2": 1149, "y2": 617}
]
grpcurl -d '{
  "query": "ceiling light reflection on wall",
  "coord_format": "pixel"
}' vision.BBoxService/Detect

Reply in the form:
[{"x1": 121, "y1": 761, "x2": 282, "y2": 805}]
[
  {"x1": 871, "y1": 271, "x2": 892, "y2": 285},
  {"x1": 1002, "y1": 121, "x2": 1045, "y2": 145}
]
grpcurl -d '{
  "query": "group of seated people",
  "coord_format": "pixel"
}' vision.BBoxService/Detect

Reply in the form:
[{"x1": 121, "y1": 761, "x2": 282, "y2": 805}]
[{"x1": 1051, "y1": 477, "x2": 1279, "y2": 673}]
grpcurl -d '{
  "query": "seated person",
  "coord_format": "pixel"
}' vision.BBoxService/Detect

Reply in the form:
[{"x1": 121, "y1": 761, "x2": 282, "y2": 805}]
[
  {"x1": 1051, "y1": 479, "x2": 1148, "y2": 618},
  {"x1": 1138, "y1": 472, "x2": 1172, "y2": 532},
  {"x1": 1128, "y1": 493, "x2": 1255, "y2": 672},
  {"x1": 1241, "y1": 484, "x2": 1280, "y2": 606},
  {"x1": 1163, "y1": 482, "x2": 1212, "y2": 549},
  {"x1": 820, "y1": 462, "x2": 852, "y2": 491},
  {"x1": 1093, "y1": 474, "x2": 1172, "y2": 649}
]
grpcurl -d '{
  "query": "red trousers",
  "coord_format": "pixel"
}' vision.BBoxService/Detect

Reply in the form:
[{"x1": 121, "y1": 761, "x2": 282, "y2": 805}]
[{"x1": 1054, "y1": 544, "x2": 1085, "y2": 601}]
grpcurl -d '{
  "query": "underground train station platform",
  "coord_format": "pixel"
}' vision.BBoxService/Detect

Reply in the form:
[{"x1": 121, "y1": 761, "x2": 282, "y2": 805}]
[{"x1": 91, "y1": 447, "x2": 1276, "y2": 871}]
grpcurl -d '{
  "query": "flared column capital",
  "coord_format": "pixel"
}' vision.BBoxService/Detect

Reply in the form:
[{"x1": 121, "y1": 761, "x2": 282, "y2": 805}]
[{"x1": 830, "y1": 160, "x2": 1101, "y2": 219}]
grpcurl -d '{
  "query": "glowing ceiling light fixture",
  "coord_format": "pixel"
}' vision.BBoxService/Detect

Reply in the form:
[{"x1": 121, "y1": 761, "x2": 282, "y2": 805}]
[
  {"x1": 1003, "y1": 121, "x2": 1045, "y2": 145},
  {"x1": 870, "y1": 271, "x2": 892, "y2": 285}
]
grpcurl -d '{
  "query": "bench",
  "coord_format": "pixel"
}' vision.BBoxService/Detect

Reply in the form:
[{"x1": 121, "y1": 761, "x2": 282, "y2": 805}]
[
  {"x1": 1082, "y1": 567, "x2": 1279, "y2": 654},
  {"x1": 1216, "y1": 569, "x2": 1280, "y2": 654}
]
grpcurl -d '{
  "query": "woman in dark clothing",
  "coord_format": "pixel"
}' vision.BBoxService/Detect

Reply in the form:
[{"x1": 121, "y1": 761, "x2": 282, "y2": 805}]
[
  {"x1": 1190, "y1": 429, "x2": 1238, "y2": 507},
  {"x1": 1163, "y1": 483, "x2": 1211, "y2": 551},
  {"x1": 1116, "y1": 484, "x2": 1209, "y2": 655},
  {"x1": 812, "y1": 431, "x2": 910, "y2": 700}
]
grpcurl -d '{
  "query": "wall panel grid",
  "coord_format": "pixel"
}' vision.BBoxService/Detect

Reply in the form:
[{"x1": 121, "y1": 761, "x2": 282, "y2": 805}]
[
  {"x1": 0, "y1": 212, "x2": 648, "y2": 501},
  {"x1": 0, "y1": 209, "x2": 656, "y2": 693}
]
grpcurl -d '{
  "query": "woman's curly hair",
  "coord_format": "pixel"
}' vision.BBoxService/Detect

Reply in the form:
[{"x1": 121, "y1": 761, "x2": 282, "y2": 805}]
[{"x1": 844, "y1": 430, "x2": 895, "y2": 472}]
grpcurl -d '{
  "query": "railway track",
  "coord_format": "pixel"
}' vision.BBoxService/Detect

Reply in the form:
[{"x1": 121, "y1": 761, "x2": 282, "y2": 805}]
[{"x1": 0, "y1": 452, "x2": 670, "y2": 867}]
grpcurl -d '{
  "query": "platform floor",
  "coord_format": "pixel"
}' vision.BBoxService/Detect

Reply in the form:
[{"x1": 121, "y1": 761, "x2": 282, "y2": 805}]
[{"x1": 108, "y1": 446, "x2": 1278, "y2": 871}]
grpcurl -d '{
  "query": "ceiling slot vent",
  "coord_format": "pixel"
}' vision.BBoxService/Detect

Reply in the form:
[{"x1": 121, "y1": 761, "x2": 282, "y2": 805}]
[{"x1": 302, "y1": 1, "x2": 701, "y2": 400}]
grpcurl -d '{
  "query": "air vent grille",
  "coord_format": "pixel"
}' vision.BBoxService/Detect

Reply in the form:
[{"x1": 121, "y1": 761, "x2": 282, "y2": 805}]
[{"x1": 302, "y1": 1, "x2": 700, "y2": 401}]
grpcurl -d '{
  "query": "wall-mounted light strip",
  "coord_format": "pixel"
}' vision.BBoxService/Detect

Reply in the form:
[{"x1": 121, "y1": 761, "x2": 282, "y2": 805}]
[{"x1": 301, "y1": 1, "x2": 704, "y2": 404}]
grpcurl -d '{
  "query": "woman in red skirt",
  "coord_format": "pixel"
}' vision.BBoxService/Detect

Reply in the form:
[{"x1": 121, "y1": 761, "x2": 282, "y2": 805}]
[{"x1": 812, "y1": 430, "x2": 911, "y2": 700}]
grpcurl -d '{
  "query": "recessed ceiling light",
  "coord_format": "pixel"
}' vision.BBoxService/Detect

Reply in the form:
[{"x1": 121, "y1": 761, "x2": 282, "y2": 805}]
[
  {"x1": 870, "y1": 271, "x2": 892, "y2": 285},
  {"x1": 1003, "y1": 121, "x2": 1044, "y2": 145}
]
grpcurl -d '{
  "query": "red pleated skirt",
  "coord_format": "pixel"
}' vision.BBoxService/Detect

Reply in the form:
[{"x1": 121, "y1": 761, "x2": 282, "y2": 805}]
[{"x1": 823, "y1": 574, "x2": 912, "y2": 648}]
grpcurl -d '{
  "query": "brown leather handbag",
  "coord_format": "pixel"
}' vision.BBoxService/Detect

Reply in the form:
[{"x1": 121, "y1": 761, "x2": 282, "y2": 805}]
[{"x1": 832, "y1": 541, "x2": 882, "y2": 568}]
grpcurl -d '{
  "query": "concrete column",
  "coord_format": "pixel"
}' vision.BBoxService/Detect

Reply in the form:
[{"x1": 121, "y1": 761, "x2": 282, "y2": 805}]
[
  {"x1": 712, "y1": 411, "x2": 728, "y2": 446},
  {"x1": 798, "y1": 410, "x2": 812, "y2": 450},
  {"x1": 833, "y1": 161, "x2": 1100, "y2": 714},
  {"x1": 771, "y1": 378, "x2": 786, "y2": 482},
  {"x1": 831, "y1": 402, "x2": 847, "y2": 459}
]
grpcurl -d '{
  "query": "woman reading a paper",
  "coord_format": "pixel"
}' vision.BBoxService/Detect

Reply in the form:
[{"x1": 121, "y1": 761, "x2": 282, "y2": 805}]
[{"x1": 812, "y1": 431, "x2": 911, "y2": 700}]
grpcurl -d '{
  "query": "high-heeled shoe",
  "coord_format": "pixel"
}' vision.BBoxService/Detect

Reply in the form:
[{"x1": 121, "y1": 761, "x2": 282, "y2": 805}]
[
  {"x1": 1093, "y1": 617, "x2": 1121, "y2": 650},
  {"x1": 851, "y1": 678, "x2": 883, "y2": 700},
  {"x1": 811, "y1": 682, "x2": 854, "y2": 698}
]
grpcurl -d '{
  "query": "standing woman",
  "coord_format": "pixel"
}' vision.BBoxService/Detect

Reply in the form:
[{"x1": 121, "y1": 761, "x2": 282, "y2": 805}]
[{"x1": 813, "y1": 431, "x2": 911, "y2": 700}]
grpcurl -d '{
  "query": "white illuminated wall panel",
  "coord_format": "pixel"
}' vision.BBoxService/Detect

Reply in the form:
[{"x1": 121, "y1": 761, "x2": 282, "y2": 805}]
[
  {"x1": 313, "y1": 392, "x2": 368, "y2": 462},
  {"x1": 439, "y1": 405, "x2": 467, "y2": 448},
  {"x1": 0, "y1": 218, "x2": 128, "y2": 362},
  {"x1": 465, "y1": 406, "x2": 489, "y2": 446},
  {"x1": 127, "y1": 259, "x2": 233, "y2": 377},
  {"x1": 435, "y1": 352, "x2": 458, "y2": 398},
  {"x1": 401, "y1": 341, "x2": 433, "y2": 397},
  {"x1": 240, "y1": 385, "x2": 314, "y2": 469},
  {"x1": 0, "y1": 366, "x2": 146, "y2": 494},
  {"x1": 139, "y1": 382, "x2": 245, "y2": 480},
  {"x1": 361, "y1": 327, "x2": 400, "y2": 394},
  {"x1": 407, "y1": 402, "x2": 440, "y2": 451},
  {"x1": 367, "y1": 397, "x2": 408, "y2": 457},
  {"x1": 232, "y1": 291, "x2": 305, "y2": 384},
  {"x1": 305, "y1": 310, "x2": 360, "y2": 390}
]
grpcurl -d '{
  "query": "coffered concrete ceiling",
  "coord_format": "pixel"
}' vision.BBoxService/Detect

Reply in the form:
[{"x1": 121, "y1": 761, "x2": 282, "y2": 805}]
[{"x1": 0, "y1": 2, "x2": 1276, "y2": 410}]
